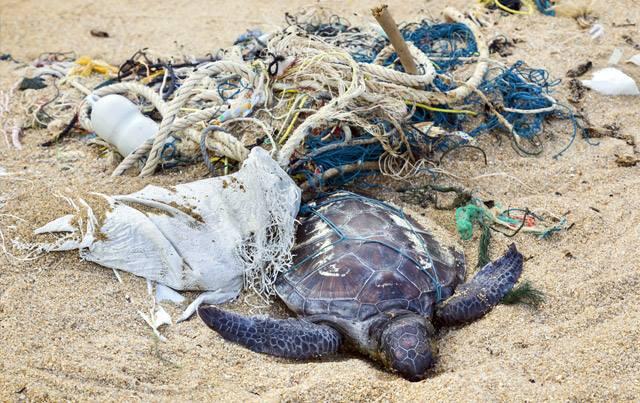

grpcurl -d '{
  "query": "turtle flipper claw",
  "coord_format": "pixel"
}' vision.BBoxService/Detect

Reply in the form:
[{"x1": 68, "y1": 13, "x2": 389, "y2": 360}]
[
  {"x1": 435, "y1": 243, "x2": 523, "y2": 326},
  {"x1": 198, "y1": 306, "x2": 342, "y2": 359}
]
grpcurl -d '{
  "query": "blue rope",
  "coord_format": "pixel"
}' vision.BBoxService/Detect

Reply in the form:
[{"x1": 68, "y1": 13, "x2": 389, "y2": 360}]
[
  {"x1": 534, "y1": 0, "x2": 556, "y2": 16},
  {"x1": 161, "y1": 139, "x2": 177, "y2": 161},
  {"x1": 292, "y1": 192, "x2": 444, "y2": 302},
  {"x1": 469, "y1": 61, "x2": 561, "y2": 139},
  {"x1": 217, "y1": 79, "x2": 248, "y2": 102},
  {"x1": 290, "y1": 126, "x2": 385, "y2": 189},
  {"x1": 402, "y1": 22, "x2": 478, "y2": 72}
]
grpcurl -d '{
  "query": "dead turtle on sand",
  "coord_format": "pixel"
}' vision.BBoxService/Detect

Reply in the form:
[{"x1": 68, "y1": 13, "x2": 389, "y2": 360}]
[{"x1": 199, "y1": 192, "x2": 523, "y2": 381}]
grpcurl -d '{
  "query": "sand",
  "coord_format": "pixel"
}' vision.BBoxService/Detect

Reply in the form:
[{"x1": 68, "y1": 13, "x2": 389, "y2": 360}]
[{"x1": 0, "y1": 0, "x2": 639, "y2": 401}]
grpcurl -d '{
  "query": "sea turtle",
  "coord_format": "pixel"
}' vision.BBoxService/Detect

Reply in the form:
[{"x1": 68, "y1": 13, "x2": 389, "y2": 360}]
[{"x1": 199, "y1": 192, "x2": 523, "y2": 381}]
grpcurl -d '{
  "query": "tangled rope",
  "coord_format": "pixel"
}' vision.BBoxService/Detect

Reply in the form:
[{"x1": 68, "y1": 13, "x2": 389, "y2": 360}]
[
  {"x1": 59, "y1": 6, "x2": 499, "y2": 178},
  {"x1": 5, "y1": 5, "x2": 580, "y2": 187},
  {"x1": 76, "y1": 61, "x2": 255, "y2": 176}
]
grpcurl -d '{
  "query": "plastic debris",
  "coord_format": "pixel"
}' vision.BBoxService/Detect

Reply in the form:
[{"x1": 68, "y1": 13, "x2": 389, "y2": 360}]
[
  {"x1": 608, "y1": 48, "x2": 624, "y2": 66},
  {"x1": 138, "y1": 304, "x2": 172, "y2": 341},
  {"x1": 3, "y1": 6, "x2": 587, "y2": 185},
  {"x1": 177, "y1": 290, "x2": 241, "y2": 323},
  {"x1": 627, "y1": 54, "x2": 640, "y2": 66},
  {"x1": 89, "y1": 94, "x2": 159, "y2": 156},
  {"x1": 456, "y1": 200, "x2": 567, "y2": 239},
  {"x1": 581, "y1": 68, "x2": 640, "y2": 96},
  {"x1": 589, "y1": 24, "x2": 604, "y2": 41},
  {"x1": 28, "y1": 147, "x2": 301, "y2": 319}
]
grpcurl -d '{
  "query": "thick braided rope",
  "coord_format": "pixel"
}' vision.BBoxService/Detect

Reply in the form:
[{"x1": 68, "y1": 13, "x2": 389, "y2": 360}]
[
  {"x1": 279, "y1": 9, "x2": 485, "y2": 103},
  {"x1": 198, "y1": 125, "x2": 250, "y2": 172},
  {"x1": 441, "y1": 7, "x2": 489, "y2": 101},
  {"x1": 272, "y1": 34, "x2": 436, "y2": 89},
  {"x1": 365, "y1": 8, "x2": 489, "y2": 105},
  {"x1": 140, "y1": 61, "x2": 254, "y2": 176},
  {"x1": 269, "y1": 36, "x2": 405, "y2": 165},
  {"x1": 78, "y1": 61, "x2": 254, "y2": 176},
  {"x1": 362, "y1": 42, "x2": 436, "y2": 88},
  {"x1": 271, "y1": 9, "x2": 487, "y2": 167}
]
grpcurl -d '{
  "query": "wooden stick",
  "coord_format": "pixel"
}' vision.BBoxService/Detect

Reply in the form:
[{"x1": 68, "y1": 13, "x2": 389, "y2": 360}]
[{"x1": 371, "y1": 4, "x2": 418, "y2": 75}]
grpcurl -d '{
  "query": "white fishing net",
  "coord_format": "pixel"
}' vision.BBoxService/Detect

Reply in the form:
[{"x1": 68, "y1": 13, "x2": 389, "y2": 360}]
[{"x1": 28, "y1": 147, "x2": 301, "y2": 318}]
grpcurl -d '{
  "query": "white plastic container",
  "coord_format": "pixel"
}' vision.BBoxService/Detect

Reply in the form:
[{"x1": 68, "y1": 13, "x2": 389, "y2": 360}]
[{"x1": 90, "y1": 94, "x2": 158, "y2": 156}]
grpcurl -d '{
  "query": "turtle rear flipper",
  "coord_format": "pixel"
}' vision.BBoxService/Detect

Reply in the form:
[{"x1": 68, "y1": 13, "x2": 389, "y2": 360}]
[
  {"x1": 198, "y1": 306, "x2": 342, "y2": 359},
  {"x1": 435, "y1": 243, "x2": 523, "y2": 326}
]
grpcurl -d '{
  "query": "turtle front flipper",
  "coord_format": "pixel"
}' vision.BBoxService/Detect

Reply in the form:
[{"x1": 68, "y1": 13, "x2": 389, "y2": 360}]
[
  {"x1": 435, "y1": 243, "x2": 523, "y2": 326},
  {"x1": 198, "y1": 306, "x2": 342, "y2": 359}
]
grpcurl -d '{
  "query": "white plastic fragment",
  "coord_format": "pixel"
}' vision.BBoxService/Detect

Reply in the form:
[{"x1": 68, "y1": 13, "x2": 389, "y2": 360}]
[
  {"x1": 138, "y1": 304, "x2": 172, "y2": 342},
  {"x1": 34, "y1": 214, "x2": 77, "y2": 234},
  {"x1": 589, "y1": 24, "x2": 604, "y2": 41},
  {"x1": 581, "y1": 68, "x2": 640, "y2": 96},
  {"x1": 627, "y1": 54, "x2": 640, "y2": 67},
  {"x1": 608, "y1": 48, "x2": 624, "y2": 66},
  {"x1": 156, "y1": 284, "x2": 185, "y2": 304},
  {"x1": 177, "y1": 289, "x2": 240, "y2": 323},
  {"x1": 112, "y1": 268, "x2": 122, "y2": 283}
]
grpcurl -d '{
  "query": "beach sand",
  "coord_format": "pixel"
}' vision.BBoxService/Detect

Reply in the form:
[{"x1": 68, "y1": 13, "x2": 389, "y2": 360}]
[{"x1": 0, "y1": 0, "x2": 639, "y2": 401}]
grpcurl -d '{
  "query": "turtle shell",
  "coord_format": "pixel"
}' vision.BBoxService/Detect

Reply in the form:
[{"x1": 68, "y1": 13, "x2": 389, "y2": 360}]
[{"x1": 276, "y1": 193, "x2": 465, "y2": 323}]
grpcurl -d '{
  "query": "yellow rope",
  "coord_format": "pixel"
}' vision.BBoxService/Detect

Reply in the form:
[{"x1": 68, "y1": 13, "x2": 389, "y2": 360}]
[
  {"x1": 69, "y1": 56, "x2": 118, "y2": 77},
  {"x1": 279, "y1": 95, "x2": 309, "y2": 145},
  {"x1": 141, "y1": 69, "x2": 165, "y2": 84},
  {"x1": 405, "y1": 101, "x2": 478, "y2": 116}
]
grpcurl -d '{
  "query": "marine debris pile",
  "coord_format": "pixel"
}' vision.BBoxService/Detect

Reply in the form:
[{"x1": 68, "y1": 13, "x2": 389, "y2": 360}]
[
  {"x1": 0, "y1": 5, "x2": 582, "y2": 332},
  {"x1": 2, "y1": 6, "x2": 583, "y2": 193}
]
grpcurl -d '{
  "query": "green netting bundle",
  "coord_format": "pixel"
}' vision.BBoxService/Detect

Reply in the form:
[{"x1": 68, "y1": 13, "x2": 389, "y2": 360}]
[{"x1": 455, "y1": 204, "x2": 487, "y2": 241}]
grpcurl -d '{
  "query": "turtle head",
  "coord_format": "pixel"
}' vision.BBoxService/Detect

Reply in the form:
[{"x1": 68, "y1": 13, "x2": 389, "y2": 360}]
[{"x1": 379, "y1": 314, "x2": 436, "y2": 381}]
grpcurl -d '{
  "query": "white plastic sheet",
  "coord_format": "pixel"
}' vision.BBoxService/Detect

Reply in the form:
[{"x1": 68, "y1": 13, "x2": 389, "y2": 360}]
[{"x1": 32, "y1": 147, "x2": 301, "y2": 319}]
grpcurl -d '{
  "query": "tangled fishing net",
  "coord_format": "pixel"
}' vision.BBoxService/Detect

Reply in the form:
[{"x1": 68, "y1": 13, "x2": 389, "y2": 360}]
[{"x1": 3, "y1": 6, "x2": 583, "y2": 191}]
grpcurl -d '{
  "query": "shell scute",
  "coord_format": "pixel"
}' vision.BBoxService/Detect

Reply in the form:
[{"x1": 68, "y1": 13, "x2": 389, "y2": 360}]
[
  {"x1": 298, "y1": 254, "x2": 374, "y2": 299},
  {"x1": 358, "y1": 271, "x2": 421, "y2": 304},
  {"x1": 329, "y1": 299, "x2": 361, "y2": 316},
  {"x1": 303, "y1": 299, "x2": 330, "y2": 316}
]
